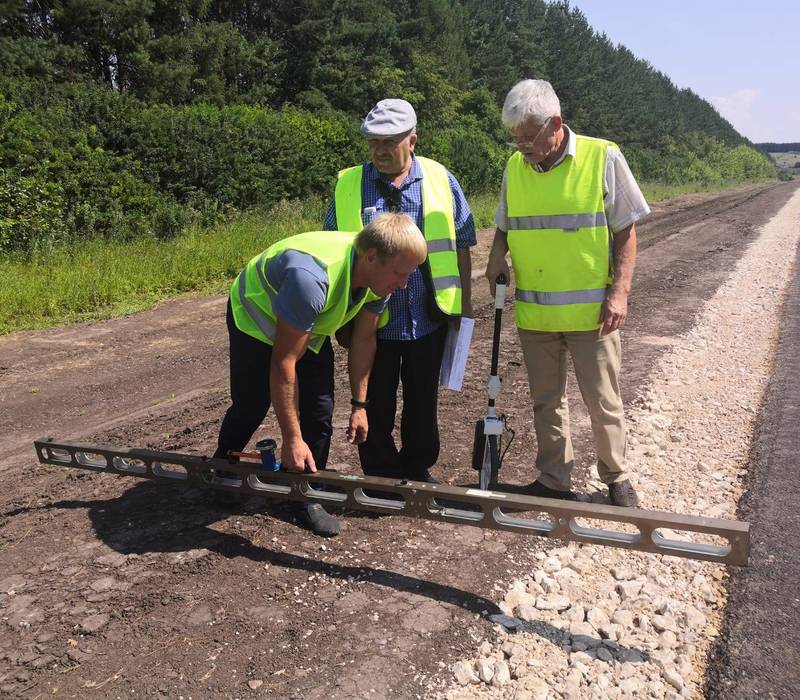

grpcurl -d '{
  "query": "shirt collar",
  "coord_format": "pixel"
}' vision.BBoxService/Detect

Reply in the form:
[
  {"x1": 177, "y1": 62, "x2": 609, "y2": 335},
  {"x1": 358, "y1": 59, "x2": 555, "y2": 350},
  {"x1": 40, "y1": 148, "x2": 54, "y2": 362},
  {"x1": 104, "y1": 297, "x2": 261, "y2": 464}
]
[{"x1": 367, "y1": 154, "x2": 422, "y2": 187}]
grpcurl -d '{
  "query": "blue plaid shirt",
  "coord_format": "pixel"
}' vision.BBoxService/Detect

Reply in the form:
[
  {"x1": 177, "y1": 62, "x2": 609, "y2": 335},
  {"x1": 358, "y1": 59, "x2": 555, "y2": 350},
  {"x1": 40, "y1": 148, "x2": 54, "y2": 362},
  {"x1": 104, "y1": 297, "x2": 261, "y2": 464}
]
[{"x1": 324, "y1": 156, "x2": 476, "y2": 341}]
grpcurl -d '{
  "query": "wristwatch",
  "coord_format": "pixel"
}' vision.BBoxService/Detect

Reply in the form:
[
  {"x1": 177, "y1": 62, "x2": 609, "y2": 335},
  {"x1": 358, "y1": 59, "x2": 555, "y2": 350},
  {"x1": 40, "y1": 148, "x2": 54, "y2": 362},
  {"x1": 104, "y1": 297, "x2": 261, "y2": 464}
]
[{"x1": 350, "y1": 398, "x2": 370, "y2": 409}]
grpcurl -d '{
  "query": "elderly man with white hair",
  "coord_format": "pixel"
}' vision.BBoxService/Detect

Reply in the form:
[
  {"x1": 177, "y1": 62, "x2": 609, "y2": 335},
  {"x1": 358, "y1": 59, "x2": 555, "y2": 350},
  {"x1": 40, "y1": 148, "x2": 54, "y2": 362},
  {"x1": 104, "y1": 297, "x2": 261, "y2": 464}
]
[{"x1": 486, "y1": 79, "x2": 650, "y2": 507}]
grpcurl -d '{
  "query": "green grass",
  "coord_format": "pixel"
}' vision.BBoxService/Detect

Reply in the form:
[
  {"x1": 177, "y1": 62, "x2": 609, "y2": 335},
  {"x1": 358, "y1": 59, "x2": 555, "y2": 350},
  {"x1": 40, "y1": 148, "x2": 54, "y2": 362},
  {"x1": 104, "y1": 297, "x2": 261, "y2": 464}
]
[
  {"x1": 769, "y1": 151, "x2": 800, "y2": 168},
  {"x1": 0, "y1": 179, "x2": 778, "y2": 335},
  {"x1": 466, "y1": 190, "x2": 500, "y2": 230},
  {"x1": 0, "y1": 198, "x2": 325, "y2": 334}
]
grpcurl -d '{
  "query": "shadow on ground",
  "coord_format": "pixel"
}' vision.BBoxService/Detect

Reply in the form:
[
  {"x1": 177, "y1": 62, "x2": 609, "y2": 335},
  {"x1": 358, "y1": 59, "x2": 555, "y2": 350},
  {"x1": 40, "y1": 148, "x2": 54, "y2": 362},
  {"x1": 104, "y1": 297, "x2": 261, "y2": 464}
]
[{"x1": 36, "y1": 479, "x2": 654, "y2": 663}]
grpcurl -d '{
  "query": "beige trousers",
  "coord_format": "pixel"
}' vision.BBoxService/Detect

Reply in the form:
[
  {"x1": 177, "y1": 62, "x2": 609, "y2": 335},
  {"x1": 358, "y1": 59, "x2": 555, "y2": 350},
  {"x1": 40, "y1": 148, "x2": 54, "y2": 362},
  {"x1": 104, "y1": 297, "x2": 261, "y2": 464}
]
[{"x1": 518, "y1": 328, "x2": 628, "y2": 491}]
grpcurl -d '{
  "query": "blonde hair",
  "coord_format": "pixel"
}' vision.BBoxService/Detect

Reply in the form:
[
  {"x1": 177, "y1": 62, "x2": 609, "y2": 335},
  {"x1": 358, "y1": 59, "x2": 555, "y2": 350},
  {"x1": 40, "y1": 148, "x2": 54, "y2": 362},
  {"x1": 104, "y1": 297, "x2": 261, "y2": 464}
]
[{"x1": 355, "y1": 212, "x2": 427, "y2": 263}]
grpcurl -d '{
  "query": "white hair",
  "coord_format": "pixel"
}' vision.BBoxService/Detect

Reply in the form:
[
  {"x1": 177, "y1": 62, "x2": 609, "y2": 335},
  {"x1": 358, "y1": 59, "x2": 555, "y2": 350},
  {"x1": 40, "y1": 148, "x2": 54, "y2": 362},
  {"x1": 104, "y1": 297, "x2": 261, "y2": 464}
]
[{"x1": 502, "y1": 79, "x2": 561, "y2": 129}]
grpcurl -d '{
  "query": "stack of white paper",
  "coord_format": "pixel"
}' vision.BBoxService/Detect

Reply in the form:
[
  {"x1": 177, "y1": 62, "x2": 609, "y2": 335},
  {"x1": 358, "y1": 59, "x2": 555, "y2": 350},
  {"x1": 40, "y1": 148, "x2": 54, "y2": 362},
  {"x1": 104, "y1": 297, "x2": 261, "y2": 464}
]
[{"x1": 439, "y1": 317, "x2": 475, "y2": 391}]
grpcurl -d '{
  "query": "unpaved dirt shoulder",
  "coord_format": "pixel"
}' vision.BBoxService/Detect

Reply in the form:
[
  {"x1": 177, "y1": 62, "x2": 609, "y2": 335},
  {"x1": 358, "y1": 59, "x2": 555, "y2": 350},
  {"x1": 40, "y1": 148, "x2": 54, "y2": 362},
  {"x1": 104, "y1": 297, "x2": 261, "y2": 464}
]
[{"x1": 0, "y1": 182, "x2": 797, "y2": 699}]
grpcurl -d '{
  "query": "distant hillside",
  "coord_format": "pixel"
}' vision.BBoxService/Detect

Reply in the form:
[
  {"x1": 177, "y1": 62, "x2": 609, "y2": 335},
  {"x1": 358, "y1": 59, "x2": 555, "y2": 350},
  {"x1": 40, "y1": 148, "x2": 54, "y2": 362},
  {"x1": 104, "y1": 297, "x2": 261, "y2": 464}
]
[
  {"x1": 756, "y1": 143, "x2": 800, "y2": 153},
  {"x1": 758, "y1": 145, "x2": 800, "y2": 181},
  {"x1": 0, "y1": 0, "x2": 777, "y2": 252}
]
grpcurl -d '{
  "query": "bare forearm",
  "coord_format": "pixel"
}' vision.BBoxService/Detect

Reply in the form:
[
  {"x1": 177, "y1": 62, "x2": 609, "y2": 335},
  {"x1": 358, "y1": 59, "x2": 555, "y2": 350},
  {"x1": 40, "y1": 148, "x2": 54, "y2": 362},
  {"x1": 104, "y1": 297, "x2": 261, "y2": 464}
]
[
  {"x1": 490, "y1": 227, "x2": 509, "y2": 259},
  {"x1": 348, "y1": 310, "x2": 380, "y2": 401},
  {"x1": 270, "y1": 360, "x2": 302, "y2": 442},
  {"x1": 485, "y1": 228, "x2": 511, "y2": 293},
  {"x1": 457, "y1": 247, "x2": 473, "y2": 316},
  {"x1": 611, "y1": 224, "x2": 637, "y2": 296},
  {"x1": 348, "y1": 335, "x2": 375, "y2": 402}
]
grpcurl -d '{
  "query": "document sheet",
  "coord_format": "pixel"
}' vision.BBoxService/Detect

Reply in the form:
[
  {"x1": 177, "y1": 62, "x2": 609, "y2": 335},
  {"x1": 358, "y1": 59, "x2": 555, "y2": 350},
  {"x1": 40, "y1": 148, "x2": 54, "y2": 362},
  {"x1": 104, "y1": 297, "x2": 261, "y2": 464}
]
[{"x1": 439, "y1": 317, "x2": 475, "y2": 391}]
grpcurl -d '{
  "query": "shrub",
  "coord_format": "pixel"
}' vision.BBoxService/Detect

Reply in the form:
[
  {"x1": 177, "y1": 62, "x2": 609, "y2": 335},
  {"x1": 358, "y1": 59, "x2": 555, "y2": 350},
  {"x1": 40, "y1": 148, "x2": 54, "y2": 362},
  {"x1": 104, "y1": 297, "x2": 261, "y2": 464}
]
[{"x1": 0, "y1": 171, "x2": 68, "y2": 253}]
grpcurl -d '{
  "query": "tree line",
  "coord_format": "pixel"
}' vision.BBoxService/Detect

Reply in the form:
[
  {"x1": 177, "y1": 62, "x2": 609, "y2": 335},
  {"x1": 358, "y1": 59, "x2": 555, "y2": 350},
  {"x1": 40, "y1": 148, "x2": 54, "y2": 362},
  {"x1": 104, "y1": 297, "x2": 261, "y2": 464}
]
[
  {"x1": 0, "y1": 0, "x2": 776, "y2": 253},
  {"x1": 756, "y1": 143, "x2": 800, "y2": 153}
]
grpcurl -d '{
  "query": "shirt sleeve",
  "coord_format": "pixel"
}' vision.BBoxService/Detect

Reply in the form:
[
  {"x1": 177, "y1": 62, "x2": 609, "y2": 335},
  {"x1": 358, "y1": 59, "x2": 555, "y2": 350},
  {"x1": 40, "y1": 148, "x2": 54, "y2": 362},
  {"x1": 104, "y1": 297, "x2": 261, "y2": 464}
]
[
  {"x1": 267, "y1": 252, "x2": 328, "y2": 332},
  {"x1": 604, "y1": 148, "x2": 651, "y2": 233},
  {"x1": 494, "y1": 167, "x2": 510, "y2": 232},
  {"x1": 323, "y1": 193, "x2": 337, "y2": 231},
  {"x1": 447, "y1": 171, "x2": 477, "y2": 247}
]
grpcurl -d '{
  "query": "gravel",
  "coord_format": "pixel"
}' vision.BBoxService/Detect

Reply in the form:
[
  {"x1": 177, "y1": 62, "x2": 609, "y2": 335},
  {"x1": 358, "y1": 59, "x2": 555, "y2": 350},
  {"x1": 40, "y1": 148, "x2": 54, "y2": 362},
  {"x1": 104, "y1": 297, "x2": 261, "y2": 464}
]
[{"x1": 440, "y1": 189, "x2": 800, "y2": 699}]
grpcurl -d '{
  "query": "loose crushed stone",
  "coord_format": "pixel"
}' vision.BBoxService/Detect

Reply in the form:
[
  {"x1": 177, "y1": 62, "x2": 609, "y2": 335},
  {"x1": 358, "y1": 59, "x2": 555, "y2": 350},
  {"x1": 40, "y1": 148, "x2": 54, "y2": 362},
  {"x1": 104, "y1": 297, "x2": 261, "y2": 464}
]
[{"x1": 437, "y1": 189, "x2": 800, "y2": 700}]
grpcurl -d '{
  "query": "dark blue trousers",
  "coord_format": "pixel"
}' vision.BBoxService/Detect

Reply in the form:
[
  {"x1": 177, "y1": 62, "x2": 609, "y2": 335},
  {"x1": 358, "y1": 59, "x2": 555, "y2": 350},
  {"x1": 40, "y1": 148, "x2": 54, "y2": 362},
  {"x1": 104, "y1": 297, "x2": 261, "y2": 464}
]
[
  {"x1": 215, "y1": 301, "x2": 334, "y2": 468},
  {"x1": 357, "y1": 324, "x2": 447, "y2": 479}
]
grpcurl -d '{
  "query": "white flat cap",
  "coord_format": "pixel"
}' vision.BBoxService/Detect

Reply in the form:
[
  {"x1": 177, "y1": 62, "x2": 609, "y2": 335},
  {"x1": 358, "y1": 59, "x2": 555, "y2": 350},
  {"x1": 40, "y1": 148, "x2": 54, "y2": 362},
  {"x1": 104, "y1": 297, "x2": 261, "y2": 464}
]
[{"x1": 361, "y1": 99, "x2": 417, "y2": 138}]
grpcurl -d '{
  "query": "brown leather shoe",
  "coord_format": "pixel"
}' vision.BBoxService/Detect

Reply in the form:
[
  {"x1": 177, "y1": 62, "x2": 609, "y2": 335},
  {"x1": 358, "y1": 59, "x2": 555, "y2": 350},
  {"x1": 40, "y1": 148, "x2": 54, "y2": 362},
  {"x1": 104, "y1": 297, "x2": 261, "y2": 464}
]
[
  {"x1": 608, "y1": 480, "x2": 639, "y2": 508},
  {"x1": 524, "y1": 479, "x2": 579, "y2": 501}
]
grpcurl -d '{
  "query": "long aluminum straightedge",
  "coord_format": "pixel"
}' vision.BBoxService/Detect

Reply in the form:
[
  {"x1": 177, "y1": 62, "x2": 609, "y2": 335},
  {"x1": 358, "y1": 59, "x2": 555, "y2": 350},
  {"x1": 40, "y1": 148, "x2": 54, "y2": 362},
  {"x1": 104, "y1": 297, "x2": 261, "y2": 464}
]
[{"x1": 34, "y1": 439, "x2": 749, "y2": 566}]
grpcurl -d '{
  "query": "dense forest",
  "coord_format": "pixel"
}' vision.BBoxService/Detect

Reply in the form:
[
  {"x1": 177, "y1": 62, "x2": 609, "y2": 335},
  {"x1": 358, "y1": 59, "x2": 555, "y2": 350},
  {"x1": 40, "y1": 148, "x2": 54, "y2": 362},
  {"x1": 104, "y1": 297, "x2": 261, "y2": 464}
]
[
  {"x1": 757, "y1": 143, "x2": 800, "y2": 153},
  {"x1": 0, "y1": 0, "x2": 776, "y2": 253}
]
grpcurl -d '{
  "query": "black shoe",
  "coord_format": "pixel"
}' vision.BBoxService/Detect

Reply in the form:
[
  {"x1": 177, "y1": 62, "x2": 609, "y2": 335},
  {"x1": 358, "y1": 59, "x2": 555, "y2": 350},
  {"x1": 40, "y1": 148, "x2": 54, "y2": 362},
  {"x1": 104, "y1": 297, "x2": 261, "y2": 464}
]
[
  {"x1": 524, "y1": 479, "x2": 579, "y2": 501},
  {"x1": 415, "y1": 472, "x2": 440, "y2": 484},
  {"x1": 608, "y1": 480, "x2": 639, "y2": 508},
  {"x1": 297, "y1": 503, "x2": 340, "y2": 537}
]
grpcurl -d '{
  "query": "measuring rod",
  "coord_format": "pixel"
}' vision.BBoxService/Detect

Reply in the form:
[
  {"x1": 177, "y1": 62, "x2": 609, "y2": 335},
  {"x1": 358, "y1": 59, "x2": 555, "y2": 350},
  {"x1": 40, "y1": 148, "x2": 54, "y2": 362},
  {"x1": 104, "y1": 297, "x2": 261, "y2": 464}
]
[{"x1": 34, "y1": 438, "x2": 749, "y2": 566}]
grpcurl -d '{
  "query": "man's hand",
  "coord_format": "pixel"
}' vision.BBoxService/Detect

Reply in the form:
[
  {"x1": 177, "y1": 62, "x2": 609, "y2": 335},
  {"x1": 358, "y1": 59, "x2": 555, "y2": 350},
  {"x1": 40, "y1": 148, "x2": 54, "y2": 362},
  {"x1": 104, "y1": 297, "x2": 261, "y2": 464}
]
[
  {"x1": 602, "y1": 222, "x2": 637, "y2": 335},
  {"x1": 346, "y1": 407, "x2": 368, "y2": 444},
  {"x1": 486, "y1": 228, "x2": 511, "y2": 297},
  {"x1": 347, "y1": 309, "x2": 378, "y2": 444},
  {"x1": 599, "y1": 289, "x2": 628, "y2": 335},
  {"x1": 281, "y1": 437, "x2": 317, "y2": 472},
  {"x1": 486, "y1": 254, "x2": 511, "y2": 298}
]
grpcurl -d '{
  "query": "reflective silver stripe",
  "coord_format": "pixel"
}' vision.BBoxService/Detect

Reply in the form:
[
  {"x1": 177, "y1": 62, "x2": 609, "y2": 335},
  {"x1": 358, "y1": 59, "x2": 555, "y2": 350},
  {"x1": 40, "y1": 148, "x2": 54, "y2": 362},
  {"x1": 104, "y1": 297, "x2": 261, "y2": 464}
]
[
  {"x1": 253, "y1": 253, "x2": 272, "y2": 297},
  {"x1": 515, "y1": 288, "x2": 607, "y2": 305},
  {"x1": 506, "y1": 212, "x2": 607, "y2": 231},
  {"x1": 237, "y1": 269, "x2": 276, "y2": 340},
  {"x1": 432, "y1": 275, "x2": 462, "y2": 290},
  {"x1": 427, "y1": 238, "x2": 456, "y2": 253},
  {"x1": 309, "y1": 334, "x2": 325, "y2": 352}
]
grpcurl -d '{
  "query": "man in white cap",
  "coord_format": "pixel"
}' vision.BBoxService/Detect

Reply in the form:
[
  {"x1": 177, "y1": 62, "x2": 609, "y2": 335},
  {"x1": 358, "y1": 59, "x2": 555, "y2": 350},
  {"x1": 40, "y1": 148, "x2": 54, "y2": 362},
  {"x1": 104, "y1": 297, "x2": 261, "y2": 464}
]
[{"x1": 324, "y1": 98, "x2": 476, "y2": 483}]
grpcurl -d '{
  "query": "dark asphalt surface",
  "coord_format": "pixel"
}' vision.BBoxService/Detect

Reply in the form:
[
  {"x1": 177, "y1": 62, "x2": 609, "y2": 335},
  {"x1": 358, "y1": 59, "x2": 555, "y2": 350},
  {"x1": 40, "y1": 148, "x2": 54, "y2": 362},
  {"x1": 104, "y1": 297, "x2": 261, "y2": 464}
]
[{"x1": 706, "y1": 239, "x2": 800, "y2": 697}]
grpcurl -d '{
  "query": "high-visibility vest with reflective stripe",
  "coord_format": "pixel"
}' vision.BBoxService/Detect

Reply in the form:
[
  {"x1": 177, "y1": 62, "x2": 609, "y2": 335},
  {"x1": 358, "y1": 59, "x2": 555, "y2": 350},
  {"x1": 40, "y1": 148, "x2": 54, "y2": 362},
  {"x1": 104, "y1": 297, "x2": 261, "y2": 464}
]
[
  {"x1": 230, "y1": 231, "x2": 377, "y2": 353},
  {"x1": 505, "y1": 134, "x2": 614, "y2": 332},
  {"x1": 334, "y1": 156, "x2": 461, "y2": 326}
]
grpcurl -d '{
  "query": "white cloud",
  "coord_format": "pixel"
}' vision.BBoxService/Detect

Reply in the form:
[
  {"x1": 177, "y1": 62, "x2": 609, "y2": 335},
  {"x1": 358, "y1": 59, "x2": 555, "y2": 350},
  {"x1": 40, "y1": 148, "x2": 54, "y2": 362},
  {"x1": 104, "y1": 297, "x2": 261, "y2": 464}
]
[
  {"x1": 711, "y1": 88, "x2": 759, "y2": 122},
  {"x1": 710, "y1": 89, "x2": 762, "y2": 140}
]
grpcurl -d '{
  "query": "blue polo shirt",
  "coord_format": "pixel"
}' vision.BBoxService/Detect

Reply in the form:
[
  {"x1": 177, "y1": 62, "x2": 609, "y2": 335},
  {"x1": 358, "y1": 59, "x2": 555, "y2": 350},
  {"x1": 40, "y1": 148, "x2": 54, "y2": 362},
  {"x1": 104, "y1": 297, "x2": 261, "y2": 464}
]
[
  {"x1": 323, "y1": 155, "x2": 476, "y2": 341},
  {"x1": 268, "y1": 250, "x2": 388, "y2": 332}
]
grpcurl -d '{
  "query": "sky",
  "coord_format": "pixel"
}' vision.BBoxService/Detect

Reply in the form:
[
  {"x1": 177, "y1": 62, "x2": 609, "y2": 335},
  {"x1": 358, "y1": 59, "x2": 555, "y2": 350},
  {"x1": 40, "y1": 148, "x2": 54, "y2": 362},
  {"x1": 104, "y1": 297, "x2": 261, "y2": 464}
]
[{"x1": 568, "y1": 1, "x2": 800, "y2": 143}]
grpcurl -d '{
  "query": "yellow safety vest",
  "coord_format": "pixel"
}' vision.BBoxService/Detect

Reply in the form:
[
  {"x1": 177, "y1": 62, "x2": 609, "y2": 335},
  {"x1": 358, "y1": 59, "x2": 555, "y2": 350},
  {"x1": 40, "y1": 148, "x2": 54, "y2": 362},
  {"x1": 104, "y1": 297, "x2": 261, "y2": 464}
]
[
  {"x1": 230, "y1": 231, "x2": 378, "y2": 353},
  {"x1": 505, "y1": 134, "x2": 614, "y2": 332},
  {"x1": 333, "y1": 155, "x2": 461, "y2": 325}
]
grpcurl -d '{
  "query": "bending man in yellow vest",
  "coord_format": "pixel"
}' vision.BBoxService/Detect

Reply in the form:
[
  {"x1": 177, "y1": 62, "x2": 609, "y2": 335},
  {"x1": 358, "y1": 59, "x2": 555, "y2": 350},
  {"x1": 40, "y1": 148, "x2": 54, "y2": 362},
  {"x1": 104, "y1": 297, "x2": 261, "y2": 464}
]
[
  {"x1": 324, "y1": 99, "x2": 476, "y2": 482},
  {"x1": 214, "y1": 214, "x2": 427, "y2": 536},
  {"x1": 486, "y1": 79, "x2": 651, "y2": 508}
]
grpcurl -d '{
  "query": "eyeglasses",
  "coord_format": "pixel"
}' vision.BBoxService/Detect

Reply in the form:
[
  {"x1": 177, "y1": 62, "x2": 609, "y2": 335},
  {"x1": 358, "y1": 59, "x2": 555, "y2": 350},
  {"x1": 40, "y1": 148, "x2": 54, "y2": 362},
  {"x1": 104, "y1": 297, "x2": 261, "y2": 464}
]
[{"x1": 506, "y1": 117, "x2": 552, "y2": 151}]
